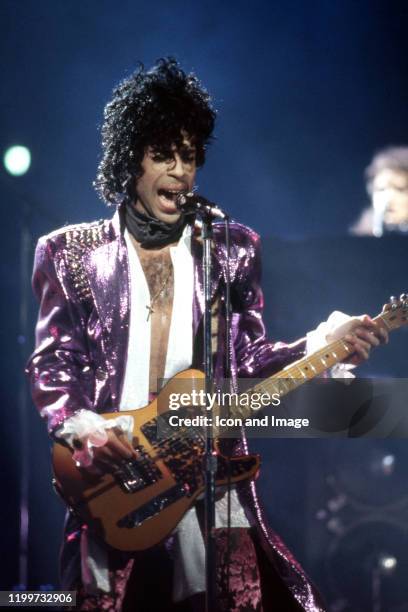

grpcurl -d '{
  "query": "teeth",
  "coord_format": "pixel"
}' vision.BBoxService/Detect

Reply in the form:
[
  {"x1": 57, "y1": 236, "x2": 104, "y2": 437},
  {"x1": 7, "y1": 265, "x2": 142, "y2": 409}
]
[{"x1": 160, "y1": 190, "x2": 181, "y2": 202}]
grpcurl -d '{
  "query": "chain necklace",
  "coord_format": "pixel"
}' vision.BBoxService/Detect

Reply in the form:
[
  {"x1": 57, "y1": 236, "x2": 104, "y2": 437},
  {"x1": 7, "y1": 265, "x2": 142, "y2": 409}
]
[{"x1": 145, "y1": 265, "x2": 173, "y2": 321}]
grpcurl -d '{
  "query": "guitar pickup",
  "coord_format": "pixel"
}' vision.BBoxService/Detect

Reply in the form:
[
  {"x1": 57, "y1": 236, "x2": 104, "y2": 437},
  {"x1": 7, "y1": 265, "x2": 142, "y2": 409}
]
[
  {"x1": 113, "y1": 460, "x2": 149, "y2": 493},
  {"x1": 113, "y1": 454, "x2": 161, "y2": 494}
]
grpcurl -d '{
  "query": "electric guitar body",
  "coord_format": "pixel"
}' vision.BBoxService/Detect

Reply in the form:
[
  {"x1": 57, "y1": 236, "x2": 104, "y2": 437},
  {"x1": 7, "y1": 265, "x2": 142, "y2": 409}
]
[{"x1": 52, "y1": 368, "x2": 260, "y2": 552}]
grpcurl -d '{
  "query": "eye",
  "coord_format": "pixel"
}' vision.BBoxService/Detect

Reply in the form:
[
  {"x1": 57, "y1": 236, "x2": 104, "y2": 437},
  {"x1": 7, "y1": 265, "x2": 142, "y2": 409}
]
[
  {"x1": 151, "y1": 151, "x2": 171, "y2": 163},
  {"x1": 180, "y1": 150, "x2": 196, "y2": 164}
]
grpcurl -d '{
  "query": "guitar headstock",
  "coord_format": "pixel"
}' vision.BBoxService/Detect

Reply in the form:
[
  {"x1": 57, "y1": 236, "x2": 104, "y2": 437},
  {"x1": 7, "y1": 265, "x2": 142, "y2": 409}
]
[{"x1": 380, "y1": 294, "x2": 408, "y2": 331}]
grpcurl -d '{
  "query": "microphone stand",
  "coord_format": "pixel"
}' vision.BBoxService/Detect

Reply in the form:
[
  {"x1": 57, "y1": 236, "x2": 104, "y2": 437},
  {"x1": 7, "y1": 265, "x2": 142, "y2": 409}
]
[
  {"x1": 199, "y1": 209, "x2": 217, "y2": 612},
  {"x1": 177, "y1": 192, "x2": 229, "y2": 611}
]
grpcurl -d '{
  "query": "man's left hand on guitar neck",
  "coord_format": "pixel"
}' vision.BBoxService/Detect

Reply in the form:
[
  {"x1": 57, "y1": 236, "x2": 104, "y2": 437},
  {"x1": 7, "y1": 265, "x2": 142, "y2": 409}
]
[
  {"x1": 306, "y1": 310, "x2": 389, "y2": 373},
  {"x1": 324, "y1": 313, "x2": 388, "y2": 365}
]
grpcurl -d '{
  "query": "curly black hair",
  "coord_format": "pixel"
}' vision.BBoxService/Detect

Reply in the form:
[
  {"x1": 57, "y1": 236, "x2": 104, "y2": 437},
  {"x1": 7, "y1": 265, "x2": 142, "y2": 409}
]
[{"x1": 94, "y1": 58, "x2": 216, "y2": 205}]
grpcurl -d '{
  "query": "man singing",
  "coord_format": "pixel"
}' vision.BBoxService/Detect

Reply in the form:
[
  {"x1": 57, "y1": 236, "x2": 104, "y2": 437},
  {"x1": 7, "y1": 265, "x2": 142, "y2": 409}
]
[{"x1": 27, "y1": 58, "x2": 386, "y2": 611}]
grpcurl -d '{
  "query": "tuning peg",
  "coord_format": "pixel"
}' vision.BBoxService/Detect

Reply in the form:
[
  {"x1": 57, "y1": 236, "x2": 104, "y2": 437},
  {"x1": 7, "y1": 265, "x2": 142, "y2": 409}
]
[{"x1": 389, "y1": 296, "x2": 398, "y2": 310}]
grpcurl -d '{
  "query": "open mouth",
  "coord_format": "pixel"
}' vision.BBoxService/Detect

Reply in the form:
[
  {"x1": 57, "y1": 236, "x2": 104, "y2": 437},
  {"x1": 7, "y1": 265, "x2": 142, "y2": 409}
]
[
  {"x1": 157, "y1": 188, "x2": 185, "y2": 211},
  {"x1": 158, "y1": 188, "x2": 184, "y2": 202}
]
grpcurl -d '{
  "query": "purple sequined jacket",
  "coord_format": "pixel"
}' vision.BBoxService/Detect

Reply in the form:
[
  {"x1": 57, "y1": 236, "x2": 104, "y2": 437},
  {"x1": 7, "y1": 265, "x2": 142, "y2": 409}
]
[{"x1": 27, "y1": 208, "x2": 325, "y2": 611}]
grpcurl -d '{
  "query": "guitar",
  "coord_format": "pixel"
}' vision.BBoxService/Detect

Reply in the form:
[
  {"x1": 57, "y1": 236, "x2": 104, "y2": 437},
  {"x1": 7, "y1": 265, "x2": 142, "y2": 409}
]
[{"x1": 52, "y1": 296, "x2": 408, "y2": 551}]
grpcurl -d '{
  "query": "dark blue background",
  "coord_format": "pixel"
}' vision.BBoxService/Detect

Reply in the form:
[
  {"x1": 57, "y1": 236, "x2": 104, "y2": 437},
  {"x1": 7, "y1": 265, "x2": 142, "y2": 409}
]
[
  {"x1": 2, "y1": 0, "x2": 408, "y2": 235},
  {"x1": 1, "y1": 1, "x2": 408, "y2": 609}
]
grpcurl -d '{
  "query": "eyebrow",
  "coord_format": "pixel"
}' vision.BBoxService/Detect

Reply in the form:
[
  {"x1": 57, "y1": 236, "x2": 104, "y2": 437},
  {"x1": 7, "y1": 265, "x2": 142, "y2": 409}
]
[
  {"x1": 149, "y1": 144, "x2": 196, "y2": 154},
  {"x1": 179, "y1": 144, "x2": 196, "y2": 153}
]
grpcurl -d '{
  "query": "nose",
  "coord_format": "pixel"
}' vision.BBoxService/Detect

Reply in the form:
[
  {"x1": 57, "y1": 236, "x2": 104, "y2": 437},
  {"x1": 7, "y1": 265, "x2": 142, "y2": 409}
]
[{"x1": 168, "y1": 153, "x2": 189, "y2": 177}]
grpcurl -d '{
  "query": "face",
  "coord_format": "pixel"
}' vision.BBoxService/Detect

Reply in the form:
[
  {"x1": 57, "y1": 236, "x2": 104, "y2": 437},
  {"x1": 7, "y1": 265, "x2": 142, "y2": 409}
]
[
  {"x1": 134, "y1": 136, "x2": 197, "y2": 224},
  {"x1": 372, "y1": 168, "x2": 408, "y2": 227}
]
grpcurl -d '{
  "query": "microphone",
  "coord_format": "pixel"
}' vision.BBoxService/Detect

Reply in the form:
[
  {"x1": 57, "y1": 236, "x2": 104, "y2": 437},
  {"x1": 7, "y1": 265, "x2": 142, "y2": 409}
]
[
  {"x1": 372, "y1": 201, "x2": 385, "y2": 237},
  {"x1": 175, "y1": 191, "x2": 228, "y2": 220}
]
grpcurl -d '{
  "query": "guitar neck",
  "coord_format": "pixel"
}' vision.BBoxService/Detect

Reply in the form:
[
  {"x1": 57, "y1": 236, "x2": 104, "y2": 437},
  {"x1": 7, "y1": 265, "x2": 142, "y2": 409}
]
[{"x1": 220, "y1": 312, "x2": 392, "y2": 424}]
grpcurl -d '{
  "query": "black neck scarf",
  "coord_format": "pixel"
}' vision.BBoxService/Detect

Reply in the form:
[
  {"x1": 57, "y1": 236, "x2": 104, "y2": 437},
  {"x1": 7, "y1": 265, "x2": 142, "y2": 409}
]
[{"x1": 124, "y1": 200, "x2": 189, "y2": 248}]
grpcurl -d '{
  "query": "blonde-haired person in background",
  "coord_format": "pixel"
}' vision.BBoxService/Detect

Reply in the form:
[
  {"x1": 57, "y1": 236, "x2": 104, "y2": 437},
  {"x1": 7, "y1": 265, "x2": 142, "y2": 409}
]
[{"x1": 351, "y1": 146, "x2": 408, "y2": 237}]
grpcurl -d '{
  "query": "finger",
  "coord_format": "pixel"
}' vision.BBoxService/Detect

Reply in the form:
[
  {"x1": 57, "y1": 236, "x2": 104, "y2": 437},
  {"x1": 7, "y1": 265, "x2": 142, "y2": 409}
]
[
  {"x1": 360, "y1": 323, "x2": 389, "y2": 346},
  {"x1": 360, "y1": 314, "x2": 374, "y2": 326},
  {"x1": 344, "y1": 338, "x2": 370, "y2": 362},
  {"x1": 377, "y1": 326, "x2": 389, "y2": 344},
  {"x1": 358, "y1": 316, "x2": 390, "y2": 343},
  {"x1": 115, "y1": 430, "x2": 138, "y2": 456},
  {"x1": 354, "y1": 345, "x2": 370, "y2": 360},
  {"x1": 359, "y1": 315, "x2": 384, "y2": 333},
  {"x1": 344, "y1": 334, "x2": 372, "y2": 352},
  {"x1": 87, "y1": 434, "x2": 129, "y2": 464},
  {"x1": 93, "y1": 444, "x2": 122, "y2": 465},
  {"x1": 116, "y1": 435, "x2": 138, "y2": 459},
  {"x1": 347, "y1": 351, "x2": 368, "y2": 366},
  {"x1": 105, "y1": 431, "x2": 135, "y2": 460},
  {"x1": 353, "y1": 328, "x2": 380, "y2": 347}
]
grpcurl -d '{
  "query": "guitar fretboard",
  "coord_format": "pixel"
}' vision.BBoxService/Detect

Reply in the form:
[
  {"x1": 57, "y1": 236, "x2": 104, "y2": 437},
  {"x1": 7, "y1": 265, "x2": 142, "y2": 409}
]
[{"x1": 212, "y1": 311, "x2": 395, "y2": 429}]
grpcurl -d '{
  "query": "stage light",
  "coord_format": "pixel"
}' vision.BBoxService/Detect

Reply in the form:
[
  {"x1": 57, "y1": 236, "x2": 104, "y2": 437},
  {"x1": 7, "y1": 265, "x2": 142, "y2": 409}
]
[
  {"x1": 378, "y1": 554, "x2": 397, "y2": 573},
  {"x1": 381, "y1": 454, "x2": 395, "y2": 475},
  {"x1": 3, "y1": 145, "x2": 31, "y2": 176}
]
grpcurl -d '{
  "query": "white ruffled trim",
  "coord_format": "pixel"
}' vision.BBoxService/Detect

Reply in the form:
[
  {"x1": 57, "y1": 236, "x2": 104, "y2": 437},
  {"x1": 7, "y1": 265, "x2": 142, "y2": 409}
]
[{"x1": 55, "y1": 409, "x2": 134, "y2": 466}]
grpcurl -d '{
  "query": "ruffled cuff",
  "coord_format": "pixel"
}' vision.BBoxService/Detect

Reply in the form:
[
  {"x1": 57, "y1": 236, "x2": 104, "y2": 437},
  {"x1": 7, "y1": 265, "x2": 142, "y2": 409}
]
[
  {"x1": 55, "y1": 409, "x2": 134, "y2": 467},
  {"x1": 306, "y1": 311, "x2": 355, "y2": 381}
]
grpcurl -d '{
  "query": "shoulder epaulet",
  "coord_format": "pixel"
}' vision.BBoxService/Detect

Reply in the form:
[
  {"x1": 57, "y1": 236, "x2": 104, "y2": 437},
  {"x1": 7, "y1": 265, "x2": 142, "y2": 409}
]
[
  {"x1": 63, "y1": 219, "x2": 110, "y2": 303},
  {"x1": 65, "y1": 219, "x2": 109, "y2": 249},
  {"x1": 212, "y1": 220, "x2": 259, "y2": 242}
]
